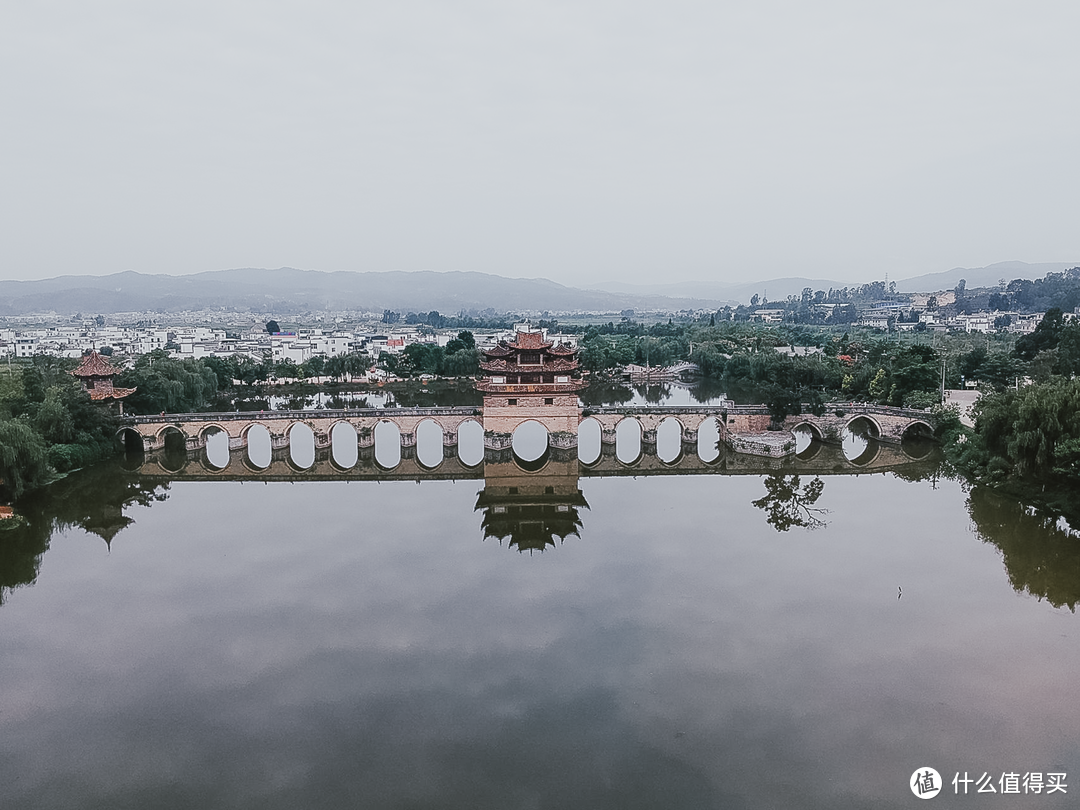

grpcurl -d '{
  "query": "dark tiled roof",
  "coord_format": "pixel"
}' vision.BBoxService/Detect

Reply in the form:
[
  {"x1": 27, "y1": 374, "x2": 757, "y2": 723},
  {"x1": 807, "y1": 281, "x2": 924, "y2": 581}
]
[
  {"x1": 88, "y1": 386, "x2": 136, "y2": 401},
  {"x1": 71, "y1": 351, "x2": 120, "y2": 378},
  {"x1": 507, "y1": 331, "x2": 551, "y2": 350}
]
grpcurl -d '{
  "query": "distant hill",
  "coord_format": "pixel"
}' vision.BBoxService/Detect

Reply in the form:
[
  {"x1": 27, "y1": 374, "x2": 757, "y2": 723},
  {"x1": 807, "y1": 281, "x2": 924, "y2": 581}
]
[
  {"x1": 5, "y1": 261, "x2": 1076, "y2": 316},
  {"x1": 0, "y1": 268, "x2": 732, "y2": 316},
  {"x1": 894, "y1": 261, "x2": 1077, "y2": 293}
]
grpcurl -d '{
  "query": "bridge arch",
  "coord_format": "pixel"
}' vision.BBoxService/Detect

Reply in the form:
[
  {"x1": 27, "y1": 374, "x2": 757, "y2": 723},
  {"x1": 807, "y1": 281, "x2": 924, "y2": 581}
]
[
  {"x1": 374, "y1": 419, "x2": 401, "y2": 471},
  {"x1": 656, "y1": 416, "x2": 684, "y2": 465},
  {"x1": 615, "y1": 417, "x2": 643, "y2": 466},
  {"x1": 287, "y1": 421, "x2": 316, "y2": 471},
  {"x1": 329, "y1": 420, "x2": 358, "y2": 470},
  {"x1": 116, "y1": 426, "x2": 145, "y2": 455},
  {"x1": 789, "y1": 419, "x2": 825, "y2": 443},
  {"x1": 901, "y1": 419, "x2": 935, "y2": 442},
  {"x1": 844, "y1": 414, "x2": 882, "y2": 439},
  {"x1": 154, "y1": 425, "x2": 188, "y2": 452},
  {"x1": 697, "y1": 416, "x2": 721, "y2": 463},
  {"x1": 578, "y1": 417, "x2": 602, "y2": 466},
  {"x1": 415, "y1": 418, "x2": 445, "y2": 470},
  {"x1": 511, "y1": 420, "x2": 550, "y2": 471},
  {"x1": 457, "y1": 418, "x2": 484, "y2": 468},
  {"x1": 243, "y1": 423, "x2": 273, "y2": 470},
  {"x1": 198, "y1": 424, "x2": 230, "y2": 469}
]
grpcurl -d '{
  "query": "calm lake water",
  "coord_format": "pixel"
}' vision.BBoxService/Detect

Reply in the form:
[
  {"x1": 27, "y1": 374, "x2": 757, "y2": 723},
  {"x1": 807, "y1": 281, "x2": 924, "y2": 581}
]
[{"x1": 2, "y1": 388, "x2": 1078, "y2": 808}]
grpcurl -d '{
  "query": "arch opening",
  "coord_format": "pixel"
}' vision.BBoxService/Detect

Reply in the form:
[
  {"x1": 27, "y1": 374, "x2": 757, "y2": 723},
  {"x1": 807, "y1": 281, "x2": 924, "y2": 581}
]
[
  {"x1": 416, "y1": 419, "x2": 444, "y2": 469},
  {"x1": 118, "y1": 427, "x2": 144, "y2": 458},
  {"x1": 202, "y1": 426, "x2": 229, "y2": 469},
  {"x1": 374, "y1": 420, "x2": 401, "y2": 470},
  {"x1": 245, "y1": 424, "x2": 272, "y2": 470},
  {"x1": 156, "y1": 427, "x2": 188, "y2": 472},
  {"x1": 578, "y1": 417, "x2": 602, "y2": 465},
  {"x1": 842, "y1": 419, "x2": 880, "y2": 466},
  {"x1": 331, "y1": 421, "x2": 358, "y2": 469},
  {"x1": 793, "y1": 423, "x2": 824, "y2": 459},
  {"x1": 616, "y1": 418, "x2": 642, "y2": 465},
  {"x1": 697, "y1": 417, "x2": 721, "y2": 463},
  {"x1": 901, "y1": 420, "x2": 936, "y2": 459},
  {"x1": 656, "y1": 417, "x2": 683, "y2": 464},
  {"x1": 512, "y1": 421, "x2": 549, "y2": 463},
  {"x1": 457, "y1": 419, "x2": 484, "y2": 467},
  {"x1": 289, "y1": 422, "x2": 315, "y2": 470}
]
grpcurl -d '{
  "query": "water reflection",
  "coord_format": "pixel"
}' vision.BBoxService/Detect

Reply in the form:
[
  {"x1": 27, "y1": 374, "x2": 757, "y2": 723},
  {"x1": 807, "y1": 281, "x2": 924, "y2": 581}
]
[
  {"x1": 7, "y1": 448, "x2": 1080, "y2": 808},
  {"x1": 578, "y1": 377, "x2": 728, "y2": 408},
  {"x1": 969, "y1": 487, "x2": 1080, "y2": 610},
  {"x1": 0, "y1": 461, "x2": 171, "y2": 604},
  {"x1": 752, "y1": 474, "x2": 828, "y2": 531},
  {"x1": 476, "y1": 459, "x2": 588, "y2": 553}
]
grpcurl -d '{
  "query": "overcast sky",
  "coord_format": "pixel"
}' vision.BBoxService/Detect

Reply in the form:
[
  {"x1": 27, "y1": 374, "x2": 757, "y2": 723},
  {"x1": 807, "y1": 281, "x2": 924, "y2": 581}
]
[{"x1": 2, "y1": 1, "x2": 1078, "y2": 286}]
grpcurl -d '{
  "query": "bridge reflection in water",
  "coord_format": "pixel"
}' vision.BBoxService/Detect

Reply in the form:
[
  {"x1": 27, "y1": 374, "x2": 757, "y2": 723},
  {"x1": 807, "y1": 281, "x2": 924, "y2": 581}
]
[{"x1": 132, "y1": 433, "x2": 937, "y2": 551}]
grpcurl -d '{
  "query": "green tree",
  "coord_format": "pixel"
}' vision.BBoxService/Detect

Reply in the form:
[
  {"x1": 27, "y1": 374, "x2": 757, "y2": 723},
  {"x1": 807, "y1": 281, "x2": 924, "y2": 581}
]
[
  {"x1": 1013, "y1": 308, "x2": 1064, "y2": 361},
  {"x1": 0, "y1": 420, "x2": 52, "y2": 500}
]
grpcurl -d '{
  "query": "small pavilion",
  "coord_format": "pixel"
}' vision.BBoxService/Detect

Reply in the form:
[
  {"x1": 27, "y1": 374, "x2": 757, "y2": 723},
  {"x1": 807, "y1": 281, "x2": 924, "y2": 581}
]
[{"x1": 70, "y1": 351, "x2": 136, "y2": 413}]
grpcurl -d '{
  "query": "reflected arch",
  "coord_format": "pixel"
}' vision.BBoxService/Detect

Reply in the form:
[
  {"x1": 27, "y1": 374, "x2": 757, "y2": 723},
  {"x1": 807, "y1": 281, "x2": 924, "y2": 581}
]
[
  {"x1": 117, "y1": 426, "x2": 145, "y2": 457},
  {"x1": 656, "y1": 416, "x2": 684, "y2": 464},
  {"x1": 578, "y1": 417, "x2": 602, "y2": 465},
  {"x1": 243, "y1": 423, "x2": 272, "y2": 470},
  {"x1": 697, "y1": 416, "x2": 721, "y2": 463},
  {"x1": 457, "y1": 419, "x2": 484, "y2": 468},
  {"x1": 415, "y1": 418, "x2": 444, "y2": 470},
  {"x1": 512, "y1": 420, "x2": 550, "y2": 472},
  {"x1": 200, "y1": 425, "x2": 230, "y2": 470},
  {"x1": 330, "y1": 421, "x2": 358, "y2": 470},
  {"x1": 374, "y1": 420, "x2": 401, "y2": 470},
  {"x1": 615, "y1": 417, "x2": 643, "y2": 465},
  {"x1": 842, "y1": 417, "x2": 881, "y2": 466},
  {"x1": 288, "y1": 422, "x2": 315, "y2": 470}
]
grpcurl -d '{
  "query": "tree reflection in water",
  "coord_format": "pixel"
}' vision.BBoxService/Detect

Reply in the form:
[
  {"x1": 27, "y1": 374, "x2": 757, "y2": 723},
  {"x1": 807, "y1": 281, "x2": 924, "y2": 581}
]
[
  {"x1": 752, "y1": 474, "x2": 828, "y2": 531},
  {"x1": 0, "y1": 461, "x2": 171, "y2": 605},
  {"x1": 969, "y1": 487, "x2": 1080, "y2": 611}
]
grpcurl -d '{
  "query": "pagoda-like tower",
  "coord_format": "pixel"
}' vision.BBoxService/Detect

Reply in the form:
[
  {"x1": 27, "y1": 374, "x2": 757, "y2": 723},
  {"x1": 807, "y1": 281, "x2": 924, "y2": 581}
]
[
  {"x1": 474, "y1": 456, "x2": 589, "y2": 552},
  {"x1": 70, "y1": 351, "x2": 136, "y2": 413},
  {"x1": 476, "y1": 330, "x2": 584, "y2": 449}
]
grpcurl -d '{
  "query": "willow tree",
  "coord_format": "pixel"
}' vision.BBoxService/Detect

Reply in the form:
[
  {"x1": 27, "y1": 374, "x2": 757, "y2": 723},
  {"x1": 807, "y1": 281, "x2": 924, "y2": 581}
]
[{"x1": 0, "y1": 420, "x2": 52, "y2": 500}]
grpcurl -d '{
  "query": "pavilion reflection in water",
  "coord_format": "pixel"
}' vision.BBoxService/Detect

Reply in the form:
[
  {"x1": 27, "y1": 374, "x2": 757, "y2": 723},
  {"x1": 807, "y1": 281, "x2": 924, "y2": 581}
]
[{"x1": 474, "y1": 458, "x2": 588, "y2": 553}]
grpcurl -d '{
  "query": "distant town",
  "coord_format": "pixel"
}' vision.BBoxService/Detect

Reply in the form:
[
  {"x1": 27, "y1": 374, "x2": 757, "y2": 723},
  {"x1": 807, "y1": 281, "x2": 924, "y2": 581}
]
[{"x1": 0, "y1": 289, "x2": 1065, "y2": 373}]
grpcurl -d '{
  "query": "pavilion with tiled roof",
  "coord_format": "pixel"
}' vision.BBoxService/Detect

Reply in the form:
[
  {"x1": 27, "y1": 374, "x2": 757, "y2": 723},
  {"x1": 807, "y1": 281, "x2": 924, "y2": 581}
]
[
  {"x1": 71, "y1": 351, "x2": 136, "y2": 410},
  {"x1": 476, "y1": 329, "x2": 585, "y2": 446},
  {"x1": 476, "y1": 330, "x2": 585, "y2": 393}
]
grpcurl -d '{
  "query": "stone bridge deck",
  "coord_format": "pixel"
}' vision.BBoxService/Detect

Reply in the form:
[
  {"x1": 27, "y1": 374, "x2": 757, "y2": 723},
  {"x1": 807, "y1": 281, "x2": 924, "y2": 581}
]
[{"x1": 121, "y1": 402, "x2": 936, "y2": 459}]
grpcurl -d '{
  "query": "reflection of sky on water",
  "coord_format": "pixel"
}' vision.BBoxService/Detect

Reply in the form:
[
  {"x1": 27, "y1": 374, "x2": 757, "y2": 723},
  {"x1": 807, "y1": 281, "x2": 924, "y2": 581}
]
[{"x1": 2, "y1": 472, "x2": 1078, "y2": 808}]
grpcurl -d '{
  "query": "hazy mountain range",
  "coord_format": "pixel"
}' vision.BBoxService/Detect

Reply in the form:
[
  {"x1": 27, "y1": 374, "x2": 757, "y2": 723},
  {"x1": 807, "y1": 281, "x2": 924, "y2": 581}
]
[{"x1": 0, "y1": 261, "x2": 1074, "y2": 316}]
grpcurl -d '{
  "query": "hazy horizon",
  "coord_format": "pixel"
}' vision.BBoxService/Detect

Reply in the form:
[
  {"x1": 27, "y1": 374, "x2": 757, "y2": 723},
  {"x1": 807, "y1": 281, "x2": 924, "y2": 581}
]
[{"x1": 3, "y1": 2, "x2": 1078, "y2": 286}]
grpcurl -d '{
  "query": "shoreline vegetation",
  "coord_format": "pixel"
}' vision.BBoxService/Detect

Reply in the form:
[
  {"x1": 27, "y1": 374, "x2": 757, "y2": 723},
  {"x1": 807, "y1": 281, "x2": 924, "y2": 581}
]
[{"x1": 2, "y1": 311, "x2": 1079, "y2": 529}]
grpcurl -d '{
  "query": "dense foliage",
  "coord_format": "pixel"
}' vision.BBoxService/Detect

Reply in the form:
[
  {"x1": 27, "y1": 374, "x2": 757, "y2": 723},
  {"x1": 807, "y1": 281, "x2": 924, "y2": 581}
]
[
  {"x1": 378, "y1": 332, "x2": 480, "y2": 378},
  {"x1": 949, "y1": 378, "x2": 1080, "y2": 489},
  {"x1": 0, "y1": 357, "x2": 122, "y2": 499}
]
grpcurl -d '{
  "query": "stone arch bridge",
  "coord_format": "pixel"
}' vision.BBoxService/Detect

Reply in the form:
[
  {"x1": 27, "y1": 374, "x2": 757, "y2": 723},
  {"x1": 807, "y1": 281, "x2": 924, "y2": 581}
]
[{"x1": 120, "y1": 402, "x2": 936, "y2": 460}]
